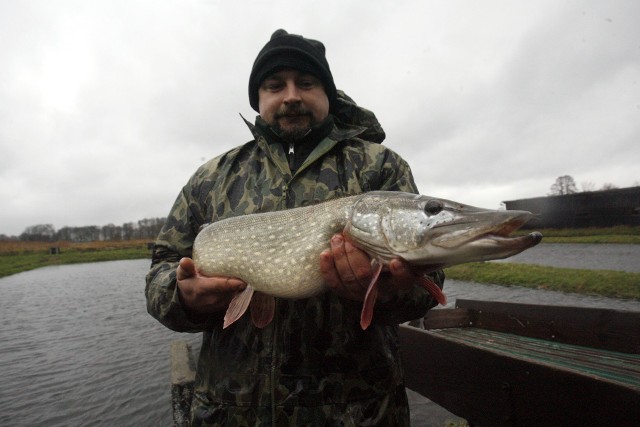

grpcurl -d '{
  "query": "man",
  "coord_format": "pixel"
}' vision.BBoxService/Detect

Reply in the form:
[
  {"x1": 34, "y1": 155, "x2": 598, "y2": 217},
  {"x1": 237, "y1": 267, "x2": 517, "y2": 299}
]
[{"x1": 146, "y1": 29, "x2": 444, "y2": 426}]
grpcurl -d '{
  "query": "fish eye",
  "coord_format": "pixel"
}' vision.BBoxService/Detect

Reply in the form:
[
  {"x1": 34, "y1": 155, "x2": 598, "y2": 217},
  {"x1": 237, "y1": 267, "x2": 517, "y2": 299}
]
[{"x1": 424, "y1": 200, "x2": 444, "y2": 215}]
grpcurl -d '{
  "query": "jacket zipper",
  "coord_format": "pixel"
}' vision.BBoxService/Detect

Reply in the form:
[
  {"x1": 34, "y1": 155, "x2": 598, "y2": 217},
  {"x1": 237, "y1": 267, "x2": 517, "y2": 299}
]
[
  {"x1": 282, "y1": 143, "x2": 296, "y2": 209},
  {"x1": 288, "y1": 142, "x2": 295, "y2": 173}
]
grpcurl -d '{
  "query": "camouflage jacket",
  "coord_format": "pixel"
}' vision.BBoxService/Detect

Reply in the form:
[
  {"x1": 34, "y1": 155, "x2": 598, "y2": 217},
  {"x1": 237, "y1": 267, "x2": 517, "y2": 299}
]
[{"x1": 145, "y1": 93, "x2": 443, "y2": 426}]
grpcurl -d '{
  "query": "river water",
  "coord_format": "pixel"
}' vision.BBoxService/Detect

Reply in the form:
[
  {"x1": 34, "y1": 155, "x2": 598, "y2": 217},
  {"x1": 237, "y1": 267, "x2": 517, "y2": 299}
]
[
  {"x1": 1, "y1": 246, "x2": 639, "y2": 426},
  {"x1": 495, "y1": 243, "x2": 640, "y2": 272}
]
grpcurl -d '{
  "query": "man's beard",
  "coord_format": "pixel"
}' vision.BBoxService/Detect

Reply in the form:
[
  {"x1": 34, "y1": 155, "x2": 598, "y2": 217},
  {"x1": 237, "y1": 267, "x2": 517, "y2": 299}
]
[{"x1": 271, "y1": 104, "x2": 317, "y2": 142}]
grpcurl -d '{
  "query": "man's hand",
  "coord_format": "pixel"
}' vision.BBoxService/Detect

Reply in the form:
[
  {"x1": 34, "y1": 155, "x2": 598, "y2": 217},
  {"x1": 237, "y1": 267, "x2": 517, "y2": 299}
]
[
  {"x1": 176, "y1": 257, "x2": 247, "y2": 318},
  {"x1": 319, "y1": 233, "x2": 415, "y2": 302}
]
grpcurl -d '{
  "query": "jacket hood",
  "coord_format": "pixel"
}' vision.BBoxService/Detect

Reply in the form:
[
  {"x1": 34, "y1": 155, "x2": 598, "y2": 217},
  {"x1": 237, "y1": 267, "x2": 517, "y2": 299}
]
[{"x1": 331, "y1": 90, "x2": 386, "y2": 144}]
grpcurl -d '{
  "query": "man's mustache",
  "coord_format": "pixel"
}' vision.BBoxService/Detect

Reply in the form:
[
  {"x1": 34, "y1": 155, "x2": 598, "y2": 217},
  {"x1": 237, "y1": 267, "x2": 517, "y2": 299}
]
[{"x1": 275, "y1": 105, "x2": 312, "y2": 118}]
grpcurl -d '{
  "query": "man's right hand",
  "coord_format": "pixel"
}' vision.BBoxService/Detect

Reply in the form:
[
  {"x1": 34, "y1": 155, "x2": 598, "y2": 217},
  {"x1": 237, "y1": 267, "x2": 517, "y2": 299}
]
[{"x1": 176, "y1": 257, "x2": 247, "y2": 318}]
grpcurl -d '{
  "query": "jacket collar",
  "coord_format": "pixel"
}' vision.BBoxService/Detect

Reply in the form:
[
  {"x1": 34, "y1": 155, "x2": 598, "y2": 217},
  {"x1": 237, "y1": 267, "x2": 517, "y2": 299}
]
[{"x1": 241, "y1": 114, "x2": 367, "y2": 177}]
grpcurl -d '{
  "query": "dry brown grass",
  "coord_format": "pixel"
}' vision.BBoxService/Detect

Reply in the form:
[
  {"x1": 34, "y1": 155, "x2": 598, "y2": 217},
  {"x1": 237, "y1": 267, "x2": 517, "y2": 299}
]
[{"x1": 0, "y1": 239, "x2": 151, "y2": 254}]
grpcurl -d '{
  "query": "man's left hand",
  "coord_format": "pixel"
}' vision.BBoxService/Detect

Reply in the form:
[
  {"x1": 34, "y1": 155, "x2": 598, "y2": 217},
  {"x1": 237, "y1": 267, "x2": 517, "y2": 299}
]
[{"x1": 319, "y1": 233, "x2": 415, "y2": 302}]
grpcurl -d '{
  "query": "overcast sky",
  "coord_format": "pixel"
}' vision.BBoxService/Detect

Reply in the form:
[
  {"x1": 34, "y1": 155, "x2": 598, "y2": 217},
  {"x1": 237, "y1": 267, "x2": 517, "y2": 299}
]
[{"x1": 1, "y1": 0, "x2": 638, "y2": 236}]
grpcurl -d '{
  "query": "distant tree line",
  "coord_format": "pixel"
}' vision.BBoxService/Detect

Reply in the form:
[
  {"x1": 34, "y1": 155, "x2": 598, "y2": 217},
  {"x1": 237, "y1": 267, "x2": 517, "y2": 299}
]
[
  {"x1": 1, "y1": 218, "x2": 166, "y2": 242},
  {"x1": 548, "y1": 175, "x2": 625, "y2": 196}
]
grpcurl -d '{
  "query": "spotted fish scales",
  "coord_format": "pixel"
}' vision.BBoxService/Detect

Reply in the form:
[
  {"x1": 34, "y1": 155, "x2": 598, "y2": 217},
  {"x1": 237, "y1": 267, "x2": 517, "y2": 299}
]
[{"x1": 194, "y1": 196, "x2": 353, "y2": 298}]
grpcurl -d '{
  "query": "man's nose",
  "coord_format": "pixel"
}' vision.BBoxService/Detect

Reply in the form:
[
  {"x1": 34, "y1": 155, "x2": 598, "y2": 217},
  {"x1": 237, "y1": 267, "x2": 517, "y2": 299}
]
[{"x1": 283, "y1": 82, "x2": 302, "y2": 103}]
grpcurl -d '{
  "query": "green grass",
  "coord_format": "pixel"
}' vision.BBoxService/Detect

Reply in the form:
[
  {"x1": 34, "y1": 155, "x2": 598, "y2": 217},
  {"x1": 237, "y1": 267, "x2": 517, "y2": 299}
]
[
  {"x1": 0, "y1": 244, "x2": 151, "y2": 278},
  {"x1": 445, "y1": 262, "x2": 640, "y2": 300}
]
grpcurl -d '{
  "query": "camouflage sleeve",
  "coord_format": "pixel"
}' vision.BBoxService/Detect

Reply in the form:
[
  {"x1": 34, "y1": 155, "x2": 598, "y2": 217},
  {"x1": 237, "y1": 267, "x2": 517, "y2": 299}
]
[
  {"x1": 145, "y1": 178, "x2": 220, "y2": 332},
  {"x1": 370, "y1": 147, "x2": 446, "y2": 323}
]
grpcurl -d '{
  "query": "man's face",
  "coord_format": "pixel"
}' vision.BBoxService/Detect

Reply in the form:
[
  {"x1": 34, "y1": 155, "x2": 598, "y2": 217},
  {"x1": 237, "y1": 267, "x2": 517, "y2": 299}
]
[{"x1": 258, "y1": 69, "x2": 330, "y2": 142}]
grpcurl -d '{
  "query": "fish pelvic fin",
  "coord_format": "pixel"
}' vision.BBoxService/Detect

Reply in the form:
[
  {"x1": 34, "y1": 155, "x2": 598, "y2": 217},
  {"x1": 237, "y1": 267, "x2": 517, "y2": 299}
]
[
  {"x1": 250, "y1": 292, "x2": 275, "y2": 328},
  {"x1": 418, "y1": 275, "x2": 447, "y2": 306},
  {"x1": 360, "y1": 261, "x2": 383, "y2": 330},
  {"x1": 223, "y1": 286, "x2": 254, "y2": 329}
]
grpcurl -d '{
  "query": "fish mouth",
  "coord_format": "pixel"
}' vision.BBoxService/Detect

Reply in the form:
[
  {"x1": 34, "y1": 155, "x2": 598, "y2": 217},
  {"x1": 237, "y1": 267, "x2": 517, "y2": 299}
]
[
  {"x1": 431, "y1": 212, "x2": 542, "y2": 253},
  {"x1": 465, "y1": 210, "x2": 543, "y2": 253},
  {"x1": 408, "y1": 233, "x2": 542, "y2": 271},
  {"x1": 472, "y1": 212, "x2": 542, "y2": 250},
  {"x1": 470, "y1": 231, "x2": 543, "y2": 250}
]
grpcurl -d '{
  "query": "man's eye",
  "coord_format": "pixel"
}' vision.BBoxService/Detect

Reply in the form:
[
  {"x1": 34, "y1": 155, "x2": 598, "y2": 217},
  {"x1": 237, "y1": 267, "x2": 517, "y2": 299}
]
[
  {"x1": 263, "y1": 81, "x2": 283, "y2": 91},
  {"x1": 298, "y1": 80, "x2": 314, "y2": 88}
]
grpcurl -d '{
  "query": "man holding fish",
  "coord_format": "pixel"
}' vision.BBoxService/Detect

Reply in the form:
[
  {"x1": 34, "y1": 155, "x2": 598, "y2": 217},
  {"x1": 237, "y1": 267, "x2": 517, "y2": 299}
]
[{"x1": 147, "y1": 28, "x2": 447, "y2": 426}]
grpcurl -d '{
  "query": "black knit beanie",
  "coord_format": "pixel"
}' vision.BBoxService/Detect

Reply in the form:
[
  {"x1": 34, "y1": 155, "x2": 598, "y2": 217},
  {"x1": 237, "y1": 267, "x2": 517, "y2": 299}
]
[{"x1": 248, "y1": 29, "x2": 337, "y2": 112}]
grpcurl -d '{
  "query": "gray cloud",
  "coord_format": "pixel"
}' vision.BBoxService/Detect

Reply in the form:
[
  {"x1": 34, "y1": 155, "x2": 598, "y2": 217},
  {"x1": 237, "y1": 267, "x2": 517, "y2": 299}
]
[{"x1": 1, "y1": 0, "x2": 638, "y2": 236}]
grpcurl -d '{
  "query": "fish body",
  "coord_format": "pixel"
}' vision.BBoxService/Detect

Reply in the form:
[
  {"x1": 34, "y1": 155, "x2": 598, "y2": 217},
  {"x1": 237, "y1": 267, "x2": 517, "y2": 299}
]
[{"x1": 193, "y1": 191, "x2": 542, "y2": 328}]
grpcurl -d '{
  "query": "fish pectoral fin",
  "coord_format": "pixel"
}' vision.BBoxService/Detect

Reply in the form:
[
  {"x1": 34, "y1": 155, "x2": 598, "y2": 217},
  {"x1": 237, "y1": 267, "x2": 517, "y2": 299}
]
[
  {"x1": 417, "y1": 275, "x2": 447, "y2": 306},
  {"x1": 250, "y1": 292, "x2": 275, "y2": 328},
  {"x1": 360, "y1": 261, "x2": 384, "y2": 330},
  {"x1": 223, "y1": 286, "x2": 255, "y2": 329}
]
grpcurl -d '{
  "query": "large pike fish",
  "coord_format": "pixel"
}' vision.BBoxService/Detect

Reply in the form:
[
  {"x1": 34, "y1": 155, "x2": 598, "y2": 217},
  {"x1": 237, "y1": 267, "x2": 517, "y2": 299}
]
[{"x1": 193, "y1": 191, "x2": 542, "y2": 330}]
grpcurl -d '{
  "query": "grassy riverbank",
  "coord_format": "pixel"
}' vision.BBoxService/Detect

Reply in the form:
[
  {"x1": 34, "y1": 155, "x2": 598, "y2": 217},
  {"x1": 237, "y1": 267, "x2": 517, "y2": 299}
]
[
  {"x1": 0, "y1": 240, "x2": 150, "y2": 278},
  {"x1": 1, "y1": 227, "x2": 639, "y2": 300},
  {"x1": 445, "y1": 263, "x2": 640, "y2": 300}
]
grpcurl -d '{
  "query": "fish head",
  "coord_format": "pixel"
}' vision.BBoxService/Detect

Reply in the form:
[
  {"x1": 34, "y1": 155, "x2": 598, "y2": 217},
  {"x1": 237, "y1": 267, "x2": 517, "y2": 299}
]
[{"x1": 344, "y1": 191, "x2": 542, "y2": 270}]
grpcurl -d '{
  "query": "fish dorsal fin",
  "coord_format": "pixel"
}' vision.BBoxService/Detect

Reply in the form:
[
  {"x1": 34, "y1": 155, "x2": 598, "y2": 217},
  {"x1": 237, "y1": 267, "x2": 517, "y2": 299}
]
[
  {"x1": 223, "y1": 286, "x2": 255, "y2": 329},
  {"x1": 418, "y1": 275, "x2": 447, "y2": 306},
  {"x1": 360, "y1": 260, "x2": 384, "y2": 330},
  {"x1": 250, "y1": 292, "x2": 276, "y2": 328}
]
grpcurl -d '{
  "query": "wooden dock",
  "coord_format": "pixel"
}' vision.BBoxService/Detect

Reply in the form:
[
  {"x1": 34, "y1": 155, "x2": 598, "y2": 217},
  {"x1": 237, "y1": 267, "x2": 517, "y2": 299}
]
[{"x1": 400, "y1": 299, "x2": 640, "y2": 426}]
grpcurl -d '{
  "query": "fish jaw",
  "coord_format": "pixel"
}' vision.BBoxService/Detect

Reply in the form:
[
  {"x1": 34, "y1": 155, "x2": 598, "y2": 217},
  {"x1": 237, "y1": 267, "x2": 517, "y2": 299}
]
[
  {"x1": 409, "y1": 230, "x2": 543, "y2": 270},
  {"x1": 416, "y1": 210, "x2": 543, "y2": 266},
  {"x1": 461, "y1": 230, "x2": 543, "y2": 260}
]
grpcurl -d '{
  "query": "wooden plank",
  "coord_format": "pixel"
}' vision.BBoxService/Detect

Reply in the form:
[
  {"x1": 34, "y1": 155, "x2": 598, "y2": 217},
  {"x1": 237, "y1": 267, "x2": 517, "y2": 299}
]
[
  {"x1": 456, "y1": 299, "x2": 640, "y2": 354},
  {"x1": 422, "y1": 308, "x2": 471, "y2": 330},
  {"x1": 433, "y1": 328, "x2": 640, "y2": 389},
  {"x1": 399, "y1": 324, "x2": 640, "y2": 426}
]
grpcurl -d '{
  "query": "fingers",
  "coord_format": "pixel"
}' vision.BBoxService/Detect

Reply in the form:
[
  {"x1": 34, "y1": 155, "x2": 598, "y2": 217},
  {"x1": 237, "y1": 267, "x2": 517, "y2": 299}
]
[
  {"x1": 176, "y1": 256, "x2": 248, "y2": 317},
  {"x1": 320, "y1": 233, "x2": 426, "y2": 302},
  {"x1": 177, "y1": 257, "x2": 246, "y2": 291},
  {"x1": 177, "y1": 257, "x2": 197, "y2": 280},
  {"x1": 177, "y1": 274, "x2": 247, "y2": 317},
  {"x1": 187, "y1": 275, "x2": 246, "y2": 297},
  {"x1": 319, "y1": 249, "x2": 342, "y2": 289},
  {"x1": 331, "y1": 234, "x2": 372, "y2": 284},
  {"x1": 388, "y1": 258, "x2": 415, "y2": 291},
  {"x1": 320, "y1": 234, "x2": 373, "y2": 301},
  {"x1": 211, "y1": 276, "x2": 247, "y2": 293}
]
